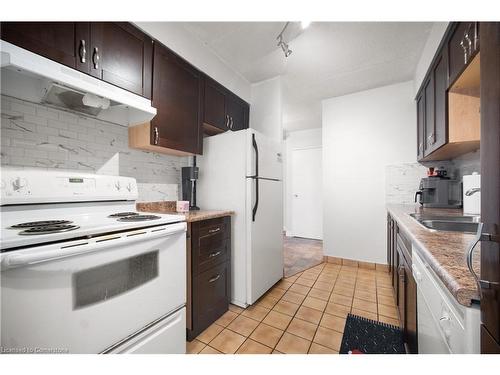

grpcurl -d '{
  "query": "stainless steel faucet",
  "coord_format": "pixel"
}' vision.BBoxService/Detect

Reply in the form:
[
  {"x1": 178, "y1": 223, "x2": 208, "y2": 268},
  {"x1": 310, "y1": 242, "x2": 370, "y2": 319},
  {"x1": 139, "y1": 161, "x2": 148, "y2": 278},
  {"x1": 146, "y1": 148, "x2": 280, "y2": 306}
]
[{"x1": 465, "y1": 187, "x2": 481, "y2": 196}]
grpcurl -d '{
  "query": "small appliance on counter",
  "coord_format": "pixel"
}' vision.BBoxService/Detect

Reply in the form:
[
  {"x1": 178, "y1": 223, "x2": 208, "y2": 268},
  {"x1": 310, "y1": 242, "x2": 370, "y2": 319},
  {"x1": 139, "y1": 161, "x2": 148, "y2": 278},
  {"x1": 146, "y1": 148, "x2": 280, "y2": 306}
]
[
  {"x1": 463, "y1": 172, "x2": 481, "y2": 215},
  {"x1": 181, "y1": 156, "x2": 200, "y2": 211},
  {"x1": 415, "y1": 168, "x2": 462, "y2": 208}
]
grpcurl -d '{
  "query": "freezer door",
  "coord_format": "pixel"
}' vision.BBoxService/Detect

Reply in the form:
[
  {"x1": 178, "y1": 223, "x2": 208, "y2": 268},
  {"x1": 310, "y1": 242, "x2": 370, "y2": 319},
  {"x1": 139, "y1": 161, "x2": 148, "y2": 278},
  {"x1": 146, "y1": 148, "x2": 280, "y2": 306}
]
[
  {"x1": 247, "y1": 178, "x2": 284, "y2": 304},
  {"x1": 246, "y1": 130, "x2": 283, "y2": 180}
]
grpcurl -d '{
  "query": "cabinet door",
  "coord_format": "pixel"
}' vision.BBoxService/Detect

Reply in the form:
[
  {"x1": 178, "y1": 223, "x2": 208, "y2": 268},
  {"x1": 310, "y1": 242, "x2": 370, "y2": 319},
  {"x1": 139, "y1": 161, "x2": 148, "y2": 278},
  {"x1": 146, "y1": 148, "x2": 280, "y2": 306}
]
[
  {"x1": 151, "y1": 44, "x2": 203, "y2": 155},
  {"x1": 449, "y1": 22, "x2": 480, "y2": 87},
  {"x1": 89, "y1": 22, "x2": 153, "y2": 98},
  {"x1": 423, "y1": 77, "x2": 434, "y2": 157},
  {"x1": 203, "y1": 78, "x2": 228, "y2": 131},
  {"x1": 226, "y1": 94, "x2": 250, "y2": 131},
  {"x1": 405, "y1": 264, "x2": 418, "y2": 353},
  {"x1": 430, "y1": 50, "x2": 448, "y2": 154},
  {"x1": 416, "y1": 93, "x2": 425, "y2": 161},
  {"x1": 397, "y1": 254, "x2": 405, "y2": 329},
  {"x1": 193, "y1": 261, "x2": 230, "y2": 335},
  {"x1": 0, "y1": 22, "x2": 90, "y2": 72}
]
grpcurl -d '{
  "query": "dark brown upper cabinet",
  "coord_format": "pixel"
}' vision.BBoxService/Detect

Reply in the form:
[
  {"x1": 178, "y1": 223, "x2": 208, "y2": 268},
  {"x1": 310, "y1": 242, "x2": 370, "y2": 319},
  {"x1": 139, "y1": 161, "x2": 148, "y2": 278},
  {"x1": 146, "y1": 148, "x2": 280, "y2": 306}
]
[
  {"x1": 202, "y1": 77, "x2": 250, "y2": 135},
  {"x1": 416, "y1": 93, "x2": 425, "y2": 161},
  {"x1": 0, "y1": 22, "x2": 90, "y2": 73},
  {"x1": 89, "y1": 23, "x2": 152, "y2": 99},
  {"x1": 0, "y1": 22, "x2": 153, "y2": 99},
  {"x1": 449, "y1": 22, "x2": 480, "y2": 87},
  {"x1": 151, "y1": 43, "x2": 203, "y2": 155}
]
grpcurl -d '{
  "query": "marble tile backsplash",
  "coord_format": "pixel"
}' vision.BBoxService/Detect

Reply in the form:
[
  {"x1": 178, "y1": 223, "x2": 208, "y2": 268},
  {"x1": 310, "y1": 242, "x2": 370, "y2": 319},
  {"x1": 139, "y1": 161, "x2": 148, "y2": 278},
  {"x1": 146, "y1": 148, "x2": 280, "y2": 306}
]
[
  {"x1": 385, "y1": 162, "x2": 428, "y2": 204},
  {"x1": 0, "y1": 95, "x2": 186, "y2": 201}
]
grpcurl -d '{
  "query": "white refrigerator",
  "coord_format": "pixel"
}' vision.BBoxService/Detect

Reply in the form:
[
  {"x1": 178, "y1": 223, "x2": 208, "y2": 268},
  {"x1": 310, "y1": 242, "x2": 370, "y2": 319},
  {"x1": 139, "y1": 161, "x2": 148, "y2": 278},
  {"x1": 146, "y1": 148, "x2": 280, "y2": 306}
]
[{"x1": 197, "y1": 128, "x2": 284, "y2": 307}]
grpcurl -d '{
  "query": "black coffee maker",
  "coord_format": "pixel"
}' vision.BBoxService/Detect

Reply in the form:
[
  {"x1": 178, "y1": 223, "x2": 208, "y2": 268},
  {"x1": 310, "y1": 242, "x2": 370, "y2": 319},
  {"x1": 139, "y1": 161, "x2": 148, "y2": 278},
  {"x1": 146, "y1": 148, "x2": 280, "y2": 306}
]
[{"x1": 181, "y1": 157, "x2": 200, "y2": 211}]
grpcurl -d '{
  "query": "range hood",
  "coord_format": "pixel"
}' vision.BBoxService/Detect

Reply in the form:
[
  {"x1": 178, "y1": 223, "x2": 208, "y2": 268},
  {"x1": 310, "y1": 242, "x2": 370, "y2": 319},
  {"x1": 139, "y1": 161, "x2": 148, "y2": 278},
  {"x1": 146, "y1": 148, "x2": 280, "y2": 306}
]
[{"x1": 0, "y1": 40, "x2": 156, "y2": 126}]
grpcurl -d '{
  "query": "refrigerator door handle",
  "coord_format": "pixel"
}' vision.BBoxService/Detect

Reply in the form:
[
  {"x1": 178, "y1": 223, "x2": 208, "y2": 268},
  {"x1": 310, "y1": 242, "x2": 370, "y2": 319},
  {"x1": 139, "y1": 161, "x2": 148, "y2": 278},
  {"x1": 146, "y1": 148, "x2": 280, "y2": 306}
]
[{"x1": 252, "y1": 133, "x2": 259, "y2": 221}]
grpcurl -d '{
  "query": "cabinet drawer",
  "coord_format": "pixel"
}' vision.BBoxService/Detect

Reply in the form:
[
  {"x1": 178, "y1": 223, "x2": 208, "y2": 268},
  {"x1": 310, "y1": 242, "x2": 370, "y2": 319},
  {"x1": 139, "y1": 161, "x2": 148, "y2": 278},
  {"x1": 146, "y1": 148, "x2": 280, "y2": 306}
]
[
  {"x1": 193, "y1": 261, "x2": 230, "y2": 335},
  {"x1": 197, "y1": 216, "x2": 230, "y2": 239},
  {"x1": 193, "y1": 237, "x2": 229, "y2": 274}
]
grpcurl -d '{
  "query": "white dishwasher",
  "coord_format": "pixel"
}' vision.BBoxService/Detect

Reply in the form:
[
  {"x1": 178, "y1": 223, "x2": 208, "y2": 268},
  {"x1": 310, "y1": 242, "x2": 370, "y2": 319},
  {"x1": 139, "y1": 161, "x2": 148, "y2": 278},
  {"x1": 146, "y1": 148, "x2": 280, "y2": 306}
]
[{"x1": 412, "y1": 247, "x2": 480, "y2": 354}]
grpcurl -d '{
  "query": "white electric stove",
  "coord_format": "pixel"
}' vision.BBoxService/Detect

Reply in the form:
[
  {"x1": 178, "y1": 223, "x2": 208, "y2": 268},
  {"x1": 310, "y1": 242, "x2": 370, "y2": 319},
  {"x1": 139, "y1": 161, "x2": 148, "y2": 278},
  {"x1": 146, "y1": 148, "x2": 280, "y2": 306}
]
[{"x1": 0, "y1": 169, "x2": 187, "y2": 354}]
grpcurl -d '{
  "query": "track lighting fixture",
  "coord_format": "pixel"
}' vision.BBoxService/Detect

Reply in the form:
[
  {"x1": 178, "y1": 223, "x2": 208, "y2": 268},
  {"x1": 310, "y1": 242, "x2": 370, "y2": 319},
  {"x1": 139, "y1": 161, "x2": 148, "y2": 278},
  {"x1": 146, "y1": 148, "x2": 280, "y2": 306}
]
[{"x1": 277, "y1": 22, "x2": 292, "y2": 58}]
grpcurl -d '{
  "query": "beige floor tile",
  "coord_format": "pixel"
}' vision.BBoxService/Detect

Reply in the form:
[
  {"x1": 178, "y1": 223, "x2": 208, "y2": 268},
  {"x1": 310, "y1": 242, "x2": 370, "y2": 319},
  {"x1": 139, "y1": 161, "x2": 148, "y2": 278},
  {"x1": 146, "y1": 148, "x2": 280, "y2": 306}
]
[
  {"x1": 300, "y1": 271, "x2": 319, "y2": 281},
  {"x1": 308, "y1": 342, "x2": 339, "y2": 354},
  {"x1": 351, "y1": 308, "x2": 378, "y2": 321},
  {"x1": 227, "y1": 314, "x2": 260, "y2": 337},
  {"x1": 295, "y1": 277, "x2": 316, "y2": 287},
  {"x1": 273, "y1": 300, "x2": 300, "y2": 316},
  {"x1": 313, "y1": 280, "x2": 334, "y2": 292},
  {"x1": 209, "y1": 329, "x2": 246, "y2": 354},
  {"x1": 250, "y1": 323, "x2": 284, "y2": 348},
  {"x1": 274, "y1": 280, "x2": 294, "y2": 291},
  {"x1": 199, "y1": 346, "x2": 222, "y2": 354},
  {"x1": 276, "y1": 332, "x2": 311, "y2": 354},
  {"x1": 377, "y1": 286, "x2": 394, "y2": 297},
  {"x1": 241, "y1": 305, "x2": 270, "y2": 322},
  {"x1": 317, "y1": 274, "x2": 337, "y2": 283},
  {"x1": 329, "y1": 293, "x2": 353, "y2": 307},
  {"x1": 229, "y1": 304, "x2": 245, "y2": 314},
  {"x1": 288, "y1": 283, "x2": 311, "y2": 296},
  {"x1": 313, "y1": 326, "x2": 343, "y2": 351},
  {"x1": 282, "y1": 290, "x2": 307, "y2": 304},
  {"x1": 295, "y1": 305, "x2": 323, "y2": 325},
  {"x1": 286, "y1": 318, "x2": 318, "y2": 340},
  {"x1": 354, "y1": 289, "x2": 377, "y2": 303},
  {"x1": 272, "y1": 350, "x2": 284, "y2": 354},
  {"x1": 377, "y1": 279, "x2": 392, "y2": 288},
  {"x1": 352, "y1": 298, "x2": 378, "y2": 314},
  {"x1": 266, "y1": 287, "x2": 286, "y2": 300},
  {"x1": 302, "y1": 296, "x2": 327, "y2": 311},
  {"x1": 256, "y1": 295, "x2": 280, "y2": 309},
  {"x1": 377, "y1": 294, "x2": 396, "y2": 307},
  {"x1": 333, "y1": 286, "x2": 355, "y2": 297},
  {"x1": 196, "y1": 323, "x2": 224, "y2": 344},
  {"x1": 236, "y1": 339, "x2": 273, "y2": 354},
  {"x1": 215, "y1": 310, "x2": 239, "y2": 327},
  {"x1": 285, "y1": 275, "x2": 299, "y2": 283},
  {"x1": 378, "y1": 315, "x2": 400, "y2": 327},
  {"x1": 262, "y1": 310, "x2": 293, "y2": 330},
  {"x1": 319, "y1": 313, "x2": 346, "y2": 333},
  {"x1": 186, "y1": 339, "x2": 206, "y2": 354},
  {"x1": 325, "y1": 302, "x2": 351, "y2": 318},
  {"x1": 378, "y1": 304, "x2": 399, "y2": 319},
  {"x1": 308, "y1": 288, "x2": 331, "y2": 301}
]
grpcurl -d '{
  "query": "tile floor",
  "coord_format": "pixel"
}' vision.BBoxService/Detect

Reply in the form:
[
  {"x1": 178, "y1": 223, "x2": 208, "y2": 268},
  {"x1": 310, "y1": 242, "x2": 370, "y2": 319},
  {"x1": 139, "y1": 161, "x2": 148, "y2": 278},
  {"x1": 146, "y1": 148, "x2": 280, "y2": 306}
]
[
  {"x1": 187, "y1": 262, "x2": 399, "y2": 354},
  {"x1": 283, "y1": 236, "x2": 324, "y2": 277}
]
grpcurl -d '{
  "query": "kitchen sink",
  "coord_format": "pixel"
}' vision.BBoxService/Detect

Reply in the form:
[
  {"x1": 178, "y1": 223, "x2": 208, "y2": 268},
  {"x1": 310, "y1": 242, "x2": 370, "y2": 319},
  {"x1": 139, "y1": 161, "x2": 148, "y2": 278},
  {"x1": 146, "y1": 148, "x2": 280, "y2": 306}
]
[{"x1": 409, "y1": 213, "x2": 480, "y2": 233}]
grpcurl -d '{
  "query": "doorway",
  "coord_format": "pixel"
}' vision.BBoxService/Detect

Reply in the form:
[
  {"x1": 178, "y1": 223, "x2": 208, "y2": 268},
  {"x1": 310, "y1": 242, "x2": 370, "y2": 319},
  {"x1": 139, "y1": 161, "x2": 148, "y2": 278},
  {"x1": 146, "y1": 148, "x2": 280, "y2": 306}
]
[{"x1": 284, "y1": 146, "x2": 323, "y2": 277}]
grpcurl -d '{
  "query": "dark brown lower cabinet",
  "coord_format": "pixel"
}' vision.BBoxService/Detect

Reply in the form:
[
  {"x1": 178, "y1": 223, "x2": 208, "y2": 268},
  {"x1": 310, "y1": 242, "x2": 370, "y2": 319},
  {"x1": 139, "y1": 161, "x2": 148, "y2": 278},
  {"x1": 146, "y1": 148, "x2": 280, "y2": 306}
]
[{"x1": 187, "y1": 216, "x2": 231, "y2": 341}]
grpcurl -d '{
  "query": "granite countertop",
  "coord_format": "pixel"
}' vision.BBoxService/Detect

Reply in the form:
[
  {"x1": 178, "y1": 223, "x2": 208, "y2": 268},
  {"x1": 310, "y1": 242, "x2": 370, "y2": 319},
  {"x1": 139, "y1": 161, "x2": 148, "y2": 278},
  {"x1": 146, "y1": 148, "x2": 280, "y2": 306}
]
[
  {"x1": 387, "y1": 204, "x2": 480, "y2": 307},
  {"x1": 136, "y1": 201, "x2": 234, "y2": 223}
]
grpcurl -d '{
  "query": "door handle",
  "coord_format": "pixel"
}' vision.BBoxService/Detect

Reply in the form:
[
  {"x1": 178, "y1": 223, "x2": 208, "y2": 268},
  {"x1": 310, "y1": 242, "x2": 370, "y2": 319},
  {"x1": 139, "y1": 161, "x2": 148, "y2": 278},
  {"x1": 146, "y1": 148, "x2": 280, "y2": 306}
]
[
  {"x1": 208, "y1": 274, "x2": 221, "y2": 283},
  {"x1": 79, "y1": 40, "x2": 86, "y2": 63},
  {"x1": 92, "y1": 47, "x2": 100, "y2": 69}
]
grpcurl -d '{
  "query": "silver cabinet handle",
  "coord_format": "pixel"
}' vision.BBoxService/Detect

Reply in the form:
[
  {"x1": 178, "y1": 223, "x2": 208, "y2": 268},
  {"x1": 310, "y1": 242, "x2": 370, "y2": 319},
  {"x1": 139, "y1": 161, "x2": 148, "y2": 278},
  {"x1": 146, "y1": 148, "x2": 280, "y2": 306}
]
[
  {"x1": 208, "y1": 227, "x2": 220, "y2": 234},
  {"x1": 208, "y1": 274, "x2": 221, "y2": 283},
  {"x1": 418, "y1": 142, "x2": 423, "y2": 152},
  {"x1": 229, "y1": 116, "x2": 234, "y2": 130},
  {"x1": 92, "y1": 47, "x2": 100, "y2": 69},
  {"x1": 79, "y1": 40, "x2": 86, "y2": 63},
  {"x1": 460, "y1": 38, "x2": 468, "y2": 64},
  {"x1": 153, "y1": 126, "x2": 159, "y2": 145},
  {"x1": 427, "y1": 132, "x2": 435, "y2": 145},
  {"x1": 225, "y1": 114, "x2": 230, "y2": 129},
  {"x1": 209, "y1": 251, "x2": 221, "y2": 258}
]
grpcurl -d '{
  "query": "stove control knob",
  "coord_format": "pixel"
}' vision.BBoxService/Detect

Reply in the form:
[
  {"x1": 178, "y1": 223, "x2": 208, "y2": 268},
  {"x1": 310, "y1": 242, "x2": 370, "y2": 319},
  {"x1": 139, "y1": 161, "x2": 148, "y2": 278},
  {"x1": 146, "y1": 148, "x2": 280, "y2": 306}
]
[
  {"x1": 115, "y1": 181, "x2": 121, "y2": 191},
  {"x1": 12, "y1": 177, "x2": 27, "y2": 192},
  {"x1": 126, "y1": 183, "x2": 132, "y2": 192}
]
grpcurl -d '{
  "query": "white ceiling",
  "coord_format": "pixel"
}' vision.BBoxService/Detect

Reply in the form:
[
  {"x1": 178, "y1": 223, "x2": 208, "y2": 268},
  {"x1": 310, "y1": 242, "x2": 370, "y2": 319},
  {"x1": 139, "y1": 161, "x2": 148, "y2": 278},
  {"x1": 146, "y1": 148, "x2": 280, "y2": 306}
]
[{"x1": 181, "y1": 22, "x2": 433, "y2": 131}]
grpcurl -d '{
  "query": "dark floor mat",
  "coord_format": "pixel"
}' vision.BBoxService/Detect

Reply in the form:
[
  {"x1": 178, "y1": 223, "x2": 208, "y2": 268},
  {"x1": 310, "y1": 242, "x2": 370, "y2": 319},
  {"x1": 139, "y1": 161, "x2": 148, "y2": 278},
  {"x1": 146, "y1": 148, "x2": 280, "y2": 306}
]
[{"x1": 339, "y1": 313, "x2": 406, "y2": 354}]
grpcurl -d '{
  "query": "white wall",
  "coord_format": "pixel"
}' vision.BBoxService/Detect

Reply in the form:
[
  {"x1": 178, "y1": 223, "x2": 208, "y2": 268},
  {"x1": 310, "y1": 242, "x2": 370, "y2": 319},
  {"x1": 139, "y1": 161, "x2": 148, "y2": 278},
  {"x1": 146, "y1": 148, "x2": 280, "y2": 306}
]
[
  {"x1": 322, "y1": 81, "x2": 416, "y2": 264},
  {"x1": 283, "y1": 128, "x2": 322, "y2": 235},
  {"x1": 249, "y1": 77, "x2": 283, "y2": 142},
  {"x1": 134, "y1": 22, "x2": 251, "y2": 102},
  {"x1": 414, "y1": 22, "x2": 449, "y2": 95}
]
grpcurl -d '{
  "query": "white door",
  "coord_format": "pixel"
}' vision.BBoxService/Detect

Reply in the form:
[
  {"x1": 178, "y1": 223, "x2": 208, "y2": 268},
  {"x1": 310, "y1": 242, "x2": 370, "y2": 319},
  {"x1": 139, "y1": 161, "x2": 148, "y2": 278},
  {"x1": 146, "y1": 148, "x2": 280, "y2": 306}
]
[{"x1": 291, "y1": 147, "x2": 323, "y2": 240}]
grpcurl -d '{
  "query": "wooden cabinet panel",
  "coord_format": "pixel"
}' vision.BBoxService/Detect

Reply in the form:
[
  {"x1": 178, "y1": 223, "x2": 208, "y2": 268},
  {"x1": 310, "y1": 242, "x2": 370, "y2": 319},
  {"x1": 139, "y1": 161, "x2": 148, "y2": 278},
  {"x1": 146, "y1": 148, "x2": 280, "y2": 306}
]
[
  {"x1": 90, "y1": 22, "x2": 152, "y2": 98},
  {"x1": 151, "y1": 43, "x2": 203, "y2": 155},
  {"x1": 226, "y1": 94, "x2": 249, "y2": 131},
  {"x1": 416, "y1": 94, "x2": 425, "y2": 161},
  {"x1": 430, "y1": 50, "x2": 448, "y2": 153},
  {"x1": 203, "y1": 78, "x2": 228, "y2": 131},
  {"x1": 0, "y1": 22, "x2": 90, "y2": 72},
  {"x1": 192, "y1": 217, "x2": 231, "y2": 274},
  {"x1": 405, "y1": 264, "x2": 418, "y2": 354},
  {"x1": 423, "y1": 77, "x2": 434, "y2": 156},
  {"x1": 192, "y1": 261, "x2": 230, "y2": 336}
]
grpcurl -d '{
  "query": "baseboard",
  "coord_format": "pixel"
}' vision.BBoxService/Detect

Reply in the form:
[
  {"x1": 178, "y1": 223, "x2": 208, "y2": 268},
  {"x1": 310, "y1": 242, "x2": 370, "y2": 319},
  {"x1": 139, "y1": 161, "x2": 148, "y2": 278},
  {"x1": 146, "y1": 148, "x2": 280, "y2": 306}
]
[{"x1": 323, "y1": 255, "x2": 389, "y2": 272}]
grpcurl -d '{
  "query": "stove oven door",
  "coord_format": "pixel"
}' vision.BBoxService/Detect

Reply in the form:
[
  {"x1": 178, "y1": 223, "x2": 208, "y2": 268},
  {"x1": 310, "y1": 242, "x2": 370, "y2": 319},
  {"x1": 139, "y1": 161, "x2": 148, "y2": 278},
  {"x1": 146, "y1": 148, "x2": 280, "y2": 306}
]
[{"x1": 0, "y1": 222, "x2": 186, "y2": 354}]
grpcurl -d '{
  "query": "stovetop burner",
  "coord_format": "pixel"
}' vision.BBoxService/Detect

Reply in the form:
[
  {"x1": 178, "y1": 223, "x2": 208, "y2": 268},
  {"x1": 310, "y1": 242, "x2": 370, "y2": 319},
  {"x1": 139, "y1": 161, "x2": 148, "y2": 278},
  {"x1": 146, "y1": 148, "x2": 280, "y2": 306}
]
[
  {"x1": 10, "y1": 220, "x2": 73, "y2": 229},
  {"x1": 117, "y1": 215, "x2": 161, "y2": 222},
  {"x1": 19, "y1": 224, "x2": 80, "y2": 235},
  {"x1": 108, "y1": 212, "x2": 140, "y2": 218}
]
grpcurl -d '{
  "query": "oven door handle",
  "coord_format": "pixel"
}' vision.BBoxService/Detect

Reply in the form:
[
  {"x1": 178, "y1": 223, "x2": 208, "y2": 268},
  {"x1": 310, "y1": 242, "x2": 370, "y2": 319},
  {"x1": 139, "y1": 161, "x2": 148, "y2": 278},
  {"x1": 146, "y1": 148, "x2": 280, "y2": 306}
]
[{"x1": 1, "y1": 222, "x2": 186, "y2": 269}]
